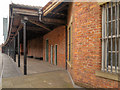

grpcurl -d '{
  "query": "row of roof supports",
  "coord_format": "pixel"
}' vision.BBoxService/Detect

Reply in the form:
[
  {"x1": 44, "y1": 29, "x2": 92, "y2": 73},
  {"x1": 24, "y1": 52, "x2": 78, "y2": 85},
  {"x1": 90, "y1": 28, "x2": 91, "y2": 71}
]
[
  {"x1": 2, "y1": 19, "x2": 27, "y2": 75},
  {"x1": 2, "y1": 37, "x2": 15, "y2": 61},
  {"x1": 17, "y1": 19, "x2": 27, "y2": 75},
  {"x1": 2, "y1": 2, "x2": 70, "y2": 75},
  {"x1": 3, "y1": 16, "x2": 66, "y2": 75}
]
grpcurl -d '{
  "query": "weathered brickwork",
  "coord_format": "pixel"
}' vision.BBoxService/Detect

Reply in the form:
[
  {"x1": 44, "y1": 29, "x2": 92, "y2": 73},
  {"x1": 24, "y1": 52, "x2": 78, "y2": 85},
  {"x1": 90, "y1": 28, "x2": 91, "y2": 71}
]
[
  {"x1": 27, "y1": 37, "x2": 43, "y2": 58},
  {"x1": 25, "y1": 2, "x2": 119, "y2": 88},
  {"x1": 43, "y1": 26, "x2": 66, "y2": 69},
  {"x1": 69, "y1": 2, "x2": 118, "y2": 88}
]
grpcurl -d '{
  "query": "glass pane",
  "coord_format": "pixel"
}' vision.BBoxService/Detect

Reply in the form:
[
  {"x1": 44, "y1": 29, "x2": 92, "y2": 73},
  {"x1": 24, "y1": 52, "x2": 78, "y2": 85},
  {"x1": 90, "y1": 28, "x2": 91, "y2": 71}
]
[
  {"x1": 109, "y1": 38, "x2": 119, "y2": 52},
  {"x1": 113, "y1": 53, "x2": 118, "y2": 66},
  {"x1": 106, "y1": 7, "x2": 108, "y2": 22},
  {"x1": 113, "y1": 38, "x2": 119, "y2": 51},
  {"x1": 113, "y1": 53, "x2": 115, "y2": 66},
  {"x1": 113, "y1": 6, "x2": 115, "y2": 20},
  {"x1": 117, "y1": 38, "x2": 119, "y2": 51},
  {"x1": 113, "y1": 38, "x2": 115, "y2": 51},
  {"x1": 109, "y1": 8, "x2": 111, "y2": 21},
  {"x1": 112, "y1": 21, "x2": 115, "y2": 35},
  {"x1": 108, "y1": 53, "x2": 118, "y2": 66},
  {"x1": 108, "y1": 21, "x2": 115, "y2": 36},
  {"x1": 109, "y1": 22, "x2": 111, "y2": 36},
  {"x1": 115, "y1": 38, "x2": 119, "y2": 51},
  {"x1": 105, "y1": 23, "x2": 107, "y2": 36},
  {"x1": 109, "y1": 39, "x2": 111, "y2": 51},
  {"x1": 108, "y1": 53, "x2": 111, "y2": 65},
  {"x1": 113, "y1": 53, "x2": 117, "y2": 66},
  {"x1": 108, "y1": 53, "x2": 114, "y2": 66},
  {"x1": 119, "y1": 4, "x2": 120, "y2": 18}
]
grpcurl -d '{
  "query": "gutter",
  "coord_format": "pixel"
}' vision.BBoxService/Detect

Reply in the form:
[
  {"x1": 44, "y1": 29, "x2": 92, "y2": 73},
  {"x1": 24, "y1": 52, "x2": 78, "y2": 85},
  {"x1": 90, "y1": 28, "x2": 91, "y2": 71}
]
[
  {"x1": 38, "y1": 1, "x2": 63, "y2": 23},
  {"x1": 43, "y1": 1, "x2": 63, "y2": 16}
]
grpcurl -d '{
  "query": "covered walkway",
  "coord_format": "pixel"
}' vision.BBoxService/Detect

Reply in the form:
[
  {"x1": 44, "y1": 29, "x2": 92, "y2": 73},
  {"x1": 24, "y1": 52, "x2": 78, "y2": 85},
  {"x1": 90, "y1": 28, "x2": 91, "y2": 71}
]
[
  {"x1": 15, "y1": 55, "x2": 64, "y2": 75},
  {"x1": 2, "y1": 54, "x2": 23, "y2": 78},
  {"x1": 2, "y1": 53, "x2": 73, "y2": 88},
  {"x1": 1, "y1": 2, "x2": 75, "y2": 88},
  {"x1": 3, "y1": 70, "x2": 73, "y2": 88}
]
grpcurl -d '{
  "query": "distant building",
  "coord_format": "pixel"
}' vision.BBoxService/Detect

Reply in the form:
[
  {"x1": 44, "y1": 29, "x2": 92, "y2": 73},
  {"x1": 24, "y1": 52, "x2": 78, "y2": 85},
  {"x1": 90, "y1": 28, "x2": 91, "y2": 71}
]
[
  {"x1": 0, "y1": 44, "x2": 1, "y2": 52},
  {"x1": 3, "y1": 18, "x2": 8, "y2": 42}
]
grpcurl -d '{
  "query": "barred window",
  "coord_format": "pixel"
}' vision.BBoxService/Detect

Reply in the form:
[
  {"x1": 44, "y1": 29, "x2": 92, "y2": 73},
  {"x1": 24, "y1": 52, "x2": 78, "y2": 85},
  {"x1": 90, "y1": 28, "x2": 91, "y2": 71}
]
[{"x1": 102, "y1": 2, "x2": 120, "y2": 73}]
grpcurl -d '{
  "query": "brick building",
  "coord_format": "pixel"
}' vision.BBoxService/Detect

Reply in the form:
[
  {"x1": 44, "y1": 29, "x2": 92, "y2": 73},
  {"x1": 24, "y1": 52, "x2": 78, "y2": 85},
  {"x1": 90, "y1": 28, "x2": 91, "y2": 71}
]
[{"x1": 2, "y1": 1, "x2": 120, "y2": 88}]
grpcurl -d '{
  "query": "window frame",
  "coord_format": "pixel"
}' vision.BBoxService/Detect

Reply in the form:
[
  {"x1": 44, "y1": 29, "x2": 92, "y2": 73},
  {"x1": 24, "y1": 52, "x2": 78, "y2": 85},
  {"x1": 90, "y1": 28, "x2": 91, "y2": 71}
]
[
  {"x1": 51, "y1": 45, "x2": 53, "y2": 64},
  {"x1": 45, "y1": 39, "x2": 49, "y2": 62},
  {"x1": 54, "y1": 44, "x2": 57, "y2": 65},
  {"x1": 68, "y1": 22, "x2": 72, "y2": 61},
  {"x1": 102, "y1": 2, "x2": 120, "y2": 73}
]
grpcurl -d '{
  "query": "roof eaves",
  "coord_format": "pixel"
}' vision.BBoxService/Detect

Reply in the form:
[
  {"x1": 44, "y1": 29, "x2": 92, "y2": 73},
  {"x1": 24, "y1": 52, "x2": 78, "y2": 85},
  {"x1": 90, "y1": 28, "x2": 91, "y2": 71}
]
[{"x1": 10, "y1": 3, "x2": 42, "y2": 10}]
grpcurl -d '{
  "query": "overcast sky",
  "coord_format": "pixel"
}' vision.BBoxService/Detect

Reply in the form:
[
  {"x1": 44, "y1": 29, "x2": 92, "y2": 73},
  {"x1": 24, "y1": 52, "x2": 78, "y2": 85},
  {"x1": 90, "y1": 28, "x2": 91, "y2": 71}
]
[{"x1": 0, "y1": 0, "x2": 49, "y2": 45}]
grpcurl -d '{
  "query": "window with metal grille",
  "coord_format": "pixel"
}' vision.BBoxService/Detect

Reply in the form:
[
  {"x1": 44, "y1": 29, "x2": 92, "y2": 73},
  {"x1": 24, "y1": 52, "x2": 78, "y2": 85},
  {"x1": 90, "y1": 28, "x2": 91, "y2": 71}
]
[{"x1": 102, "y1": 2, "x2": 120, "y2": 73}]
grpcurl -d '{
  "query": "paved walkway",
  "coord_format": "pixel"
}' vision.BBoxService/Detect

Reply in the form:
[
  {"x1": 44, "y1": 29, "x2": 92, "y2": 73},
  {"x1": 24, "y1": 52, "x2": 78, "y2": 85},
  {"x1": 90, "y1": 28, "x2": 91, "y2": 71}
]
[
  {"x1": 0, "y1": 51, "x2": 2, "y2": 75},
  {"x1": 3, "y1": 70, "x2": 73, "y2": 88},
  {"x1": 1, "y1": 53, "x2": 73, "y2": 88},
  {"x1": 2, "y1": 54, "x2": 23, "y2": 78},
  {"x1": 0, "y1": 51, "x2": 3, "y2": 89},
  {"x1": 16, "y1": 55, "x2": 64, "y2": 75}
]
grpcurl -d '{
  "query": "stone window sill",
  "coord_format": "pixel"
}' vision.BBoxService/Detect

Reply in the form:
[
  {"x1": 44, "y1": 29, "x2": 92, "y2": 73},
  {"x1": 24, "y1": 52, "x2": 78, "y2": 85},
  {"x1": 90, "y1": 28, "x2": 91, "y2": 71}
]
[{"x1": 95, "y1": 71, "x2": 120, "y2": 81}]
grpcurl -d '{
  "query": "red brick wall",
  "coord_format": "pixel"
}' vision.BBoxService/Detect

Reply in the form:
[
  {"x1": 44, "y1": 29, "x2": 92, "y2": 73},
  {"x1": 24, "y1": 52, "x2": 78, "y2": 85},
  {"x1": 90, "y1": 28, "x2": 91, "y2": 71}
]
[
  {"x1": 27, "y1": 37, "x2": 43, "y2": 58},
  {"x1": 43, "y1": 26, "x2": 66, "y2": 69},
  {"x1": 20, "y1": 44, "x2": 23, "y2": 55},
  {"x1": 70, "y1": 2, "x2": 118, "y2": 88}
]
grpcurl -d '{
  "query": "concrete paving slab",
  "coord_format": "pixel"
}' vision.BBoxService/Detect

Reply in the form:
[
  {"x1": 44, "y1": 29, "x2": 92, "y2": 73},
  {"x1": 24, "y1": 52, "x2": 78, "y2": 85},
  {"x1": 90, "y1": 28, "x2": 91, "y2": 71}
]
[
  {"x1": 1, "y1": 53, "x2": 73, "y2": 88},
  {"x1": 16, "y1": 55, "x2": 64, "y2": 75},
  {"x1": 2, "y1": 54, "x2": 23, "y2": 78},
  {"x1": 0, "y1": 52, "x2": 79, "y2": 88},
  {"x1": 0, "y1": 51, "x2": 2, "y2": 89},
  {"x1": 2, "y1": 70, "x2": 73, "y2": 88}
]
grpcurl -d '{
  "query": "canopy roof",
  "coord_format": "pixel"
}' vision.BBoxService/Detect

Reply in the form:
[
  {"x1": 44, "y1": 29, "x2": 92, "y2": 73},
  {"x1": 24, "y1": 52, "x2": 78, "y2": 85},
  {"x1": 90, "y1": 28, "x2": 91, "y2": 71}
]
[{"x1": 3, "y1": 1, "x2": 69, "y2": 46}]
